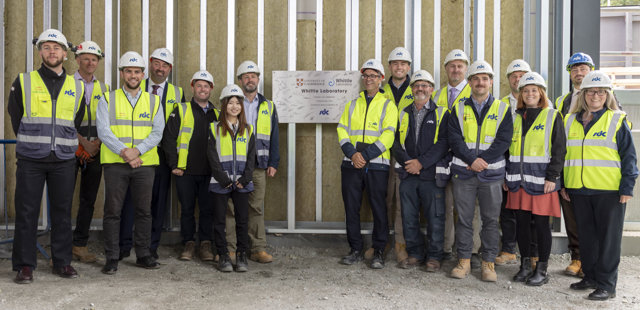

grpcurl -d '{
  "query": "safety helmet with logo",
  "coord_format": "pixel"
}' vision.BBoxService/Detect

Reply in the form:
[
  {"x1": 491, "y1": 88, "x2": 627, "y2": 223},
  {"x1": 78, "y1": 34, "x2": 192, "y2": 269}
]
[
  {"x1": 360, "y1": 59, "x2": 385, "y2": 78},
  {"x1": 444, "y1": 49, "x2": 470, "y2": 66},
  {"x1": 467, "y1": 60, "x2": 494, "y2": 79},
  {"x1": 191, "y1": 70, "x2": 215, "y2": 87},
  {"x1": 506, "y1": 59, "x2": 531, "y2": 76},
  {"x1": 410, "y1": 69, "x2": 435, "y2": 87},
  {"x1": 219, "y1": 84, "x2": 245, "y2": 101},
  {"x1": 73, "y1": 40, "x2": 104, "y2": 58},
  {"x1": 579, "y1": 71, "x2": 612, "y2": 90},
  {"x1": 32, "y1": 29, "x2": 71, "y2": 50},
  {"x1": 150, "y1": 48, "x2": 174, "y2": 66},
  {"x1": 566, "y1": 52, "x2": 594, "y2": 72},
  {"x1": 118, "y1": 51, "x2": 146, "y2": 70},
  {"x1": 236, "y1": 60, "x2": 261, "y2": 78},
  {"x1": 387, "y1": 47, "x2": 412, "y2": 64},
  {"x1": 517, "y1": 72, "x2": 547, "y2": 90}
]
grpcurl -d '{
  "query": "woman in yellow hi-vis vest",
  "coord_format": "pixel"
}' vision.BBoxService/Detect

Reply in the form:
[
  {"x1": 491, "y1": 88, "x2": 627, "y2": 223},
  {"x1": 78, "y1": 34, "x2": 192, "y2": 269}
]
[
  {"x1": 208, "y1": 84, "x2": 256, "y2": 273},
  {"x1": 504, "y1": 72, "x2": 566, "y2": 286},
  {"x1": 561, "y1": 71, "x2": 638, "y2": 301}
]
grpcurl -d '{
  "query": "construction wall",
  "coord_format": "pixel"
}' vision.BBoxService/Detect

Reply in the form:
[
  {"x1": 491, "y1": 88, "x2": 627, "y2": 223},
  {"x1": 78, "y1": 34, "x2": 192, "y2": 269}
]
[{"x1": 3, "y1": 0, "x2": 523, "y2": 223}]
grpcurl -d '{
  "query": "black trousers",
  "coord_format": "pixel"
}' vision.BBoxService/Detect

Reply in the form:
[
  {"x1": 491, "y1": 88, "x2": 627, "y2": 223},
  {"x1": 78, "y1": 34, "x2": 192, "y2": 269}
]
[
  {"x1": 176, "y1": 174, "x2": 212, "y2": 244},
  {"x1": 570, "y1": 192, "x2": 626, "y2": 293},
  {"x1": 515, "y1": 211, "x2": 551, "y2": 262},
  {"x1": 12, "y1": 158, "x2": 76, "y2": 270},
  {"x1": 341, "y1": 167, "x2": 389, "y2": 252},
  {"x1": 73, "y1": 158, "x2": 102, "y2": 247},
  {"x1": 211, "y1": 191, "x2": 249, "y2": 254},
  {"x1": 500, "y1": 190, "x2": 538, "y2": 255}
]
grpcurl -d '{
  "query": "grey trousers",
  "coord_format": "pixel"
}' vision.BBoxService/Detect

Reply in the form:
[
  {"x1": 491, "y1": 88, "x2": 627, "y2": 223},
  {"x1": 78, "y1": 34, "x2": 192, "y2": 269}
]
[
  {"x1": 103, "y1": 164, "x2": 155, "y2": 260},
  {"x1": 444, "y1": 181, "x2": 482, "y2": 254},
  {"x1": 452, "y1": 176, "x2": 503, "y2": 262}
]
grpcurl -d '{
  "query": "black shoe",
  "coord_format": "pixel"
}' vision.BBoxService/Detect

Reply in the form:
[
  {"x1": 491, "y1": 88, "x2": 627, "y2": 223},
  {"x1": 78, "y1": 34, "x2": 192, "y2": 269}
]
[
  {"x1": 513, "y1": 257, "x2": 533, "y2": 282},
  {"x1": 119, "y1": 249, "x2": 131, "y2": 261},
  {"x1": 526, "y1": 261, "x2": 549, "y2": 286},
  {"x1": 102, "y1": 259, "x2": 119, "y2": 275},
  {"x1": 340, "y1": 249, "x2": 363, "y2": 265},
  {"x1": 136, "y1": 256, "x2": 160, "y2": 269},
  {"x1": 218, "y1": 254, "x2": 233, "y2": 272},
  {"x1": 370, "y1": 249, "x2": 385, "y2": 269},
  {"x1": 442, "y1": 252, "x2": 455, "y2": 261},
  {"x1": 570, "y1": 279, "x2": 597, "y2": 290},
  {"x1": 470, "y1": 254, "x2": 481, "y2": 270},
  {"x1": 150, "y1": 248, "x2": 159, "y2": 260},
  {"x1": 588, "y1": 288, "x2": 616, "y2": 301},
  {"x1": 235, "y1": 252, "x2": 248, "y2": 272},
  {"x1": 52, "y1": 265, "x2": 78, "y2": 279}
]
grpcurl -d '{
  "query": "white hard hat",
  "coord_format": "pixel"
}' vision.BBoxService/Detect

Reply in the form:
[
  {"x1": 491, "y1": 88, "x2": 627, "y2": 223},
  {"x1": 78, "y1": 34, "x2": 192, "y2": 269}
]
[
  {"x1": 387, "y1": 47, "x2": 412, "y2": 64},
  {"x1": 150, "y1": 48, "x2": 173, "y2": 65},
  {"x1": 518, "y1": 72, "x2": 547, "y2": 90},
  {"x1": 191, "y1": 70, "x2": 214, "y2": 86},
  {"x1": 444, "y1": 49, "x2": 469, "y2": 66},
  {"x1": 219, "y1": 84, "x2": 245, "y2": 101},
  {"x1": 236, "y1": 60, "x2": 260, "y2": 78},
  {"x1": 410, "y1": 69, "x2": 435, "y2": 86},
  {"x1": 506, "y1": 59, "x2": 531, "y2": 76},
  {"x1": 467, "y1": 60, "x2": 494, "y2": 79},
  {"x1": 33, "y1": 29, "x2": 70, "y2": 50},
  {"x1": 74, "y1": 40, "x2": 104, "y2": 58},
  {"x1": 360, "y1": 58, "x2": 385, "y2": 78},
  {"x1": 580, "y1": 71, "x2": 613, "y2": 89},
  {"x1": 118, "y1": 51, "x2": 145, "y2": 70}
]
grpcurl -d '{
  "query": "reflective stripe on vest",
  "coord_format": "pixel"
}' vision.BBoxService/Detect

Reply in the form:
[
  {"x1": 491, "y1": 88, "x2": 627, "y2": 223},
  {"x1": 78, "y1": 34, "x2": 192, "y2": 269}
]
[
  {"x1": 79, "y1": 80, "x2": 109, "y2": 140},
  {"x1": 100, "y1": 89, "x2": 160, "y2": 166},
  {"x1": 255, "y1": 99, "x2": 274, "y2": 168},
  {"x1": 176, "y1": 101, "x2": 195, "y2": 169},
  {"x1": 383, "y1": 83, "x2": 414, "y2": 112},
  {"x1": 563, "y1": 110, "x2": 624, "y2": 190},
  {"x1": 432, "y1": 83, "x2": 471, "y2": 111},
  {"x1": 506, "y1": 108, "x2": 557, "y2": 194},
  {"x1": 209, "y1": 122, "x2": 253, "y2": 193},
  {"x1": 17, "y1": 71, "x2": 83, "y2": 159},
  {"x1": 397, "y1": 105, "x2": 446, "y2": 171}
]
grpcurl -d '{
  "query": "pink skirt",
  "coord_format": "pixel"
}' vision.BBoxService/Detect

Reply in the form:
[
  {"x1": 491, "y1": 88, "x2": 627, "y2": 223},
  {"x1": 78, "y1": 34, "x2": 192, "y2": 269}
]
[{"x1": 506, "y1": 188, "x2": 561, "y2": 217}]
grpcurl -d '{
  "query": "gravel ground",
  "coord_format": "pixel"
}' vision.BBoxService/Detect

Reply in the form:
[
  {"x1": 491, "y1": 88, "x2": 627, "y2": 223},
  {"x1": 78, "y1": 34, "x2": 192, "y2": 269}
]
[{"x1": 0, "y1": 238, "x2": 639, "y2": 309}]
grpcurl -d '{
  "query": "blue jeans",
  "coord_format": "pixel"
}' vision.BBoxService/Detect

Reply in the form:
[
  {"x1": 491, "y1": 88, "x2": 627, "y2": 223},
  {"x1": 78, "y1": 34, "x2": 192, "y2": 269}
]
[{"x1": 399, "y1": 176, "x2": 445, "y2": 261}]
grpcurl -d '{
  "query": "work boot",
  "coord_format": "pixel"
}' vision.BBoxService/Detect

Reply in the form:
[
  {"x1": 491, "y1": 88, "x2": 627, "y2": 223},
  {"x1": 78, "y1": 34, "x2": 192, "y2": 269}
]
[
  {"x1": 398, "y1": 256, "x2": 422, "y2": 269},
  {"x1": 470, "y1": 253, "x2": 481, "y2": 270},
  {"x1": 531, "y1": 256, "x2": 539, "y2": 270},
  {"x1": 199, "y1": 241, "x2": 215, "y2": 261},
  {"x1": 364, "y1": 248, "x2": 375, "y2": 260},
  {"x1": 217, "y1": 254, "x2": 233, "y2": 272},
  {"x1": 395, "y1": 243, "x2": 408, "y2": 263},
  {"x1": 341, "y1": 249, "x2": 363, "y2": 265},
  {"x1": 72, "y1": 246, "x2": 98, "y2": 263},
  {"x1": 494, "y1": 251, "x2": 517, "y2": 266},
  {"x1": 425, "y1": 259, "x2": 441, "y2": 272},
  {"x1": 481, "y1": 261, "x2": 497, "y2": 282},
  {"x1": 235, "y1": 252, "x2": 248, "y2": 272},
  {"x1": 250, "y1": 251, "x2": 273, "y2": 263},
  {"x1": 565, "y1": 259, "x2": 581, "y2": 276},
  {"x1": 450, "y1": 258, "x2": 471, "y2": 279},
  {"x1": 179, "y1": 241, "x2": 196, "y2": 261},
  {"x1": 526, "y1": 261, "x2": 549, "y2": 286},
  {"x1": 513, "y1": 257, "x2": 533, "y2": 282},
  {"x1": 370, "y1": 249, "x2": 385, "y2": 269}
]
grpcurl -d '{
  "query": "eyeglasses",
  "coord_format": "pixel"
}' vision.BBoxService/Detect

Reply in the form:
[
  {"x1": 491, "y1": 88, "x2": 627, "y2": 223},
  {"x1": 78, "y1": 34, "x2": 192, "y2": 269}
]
[
  {"x1": 412, "y1": 83, "x2": 434, "y2": 89},
  {"x1": 361, "y1": 74, "x2": 381, "y2": 80},
  {"x1": 585, "y1": 89, "x2": 607, "y2": 96}
]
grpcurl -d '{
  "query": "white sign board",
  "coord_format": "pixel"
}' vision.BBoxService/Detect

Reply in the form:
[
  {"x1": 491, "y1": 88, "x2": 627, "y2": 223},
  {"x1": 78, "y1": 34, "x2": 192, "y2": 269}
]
[{"x1": 272, "y1": 71, "x2": 361, "y2": 123}]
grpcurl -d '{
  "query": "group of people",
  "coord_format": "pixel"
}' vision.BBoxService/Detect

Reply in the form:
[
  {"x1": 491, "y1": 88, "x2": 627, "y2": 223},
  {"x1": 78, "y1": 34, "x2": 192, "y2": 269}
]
[
  {"x1": 9, "y1": 29, "x2": 279, "y2": 283},
  {"x1": 337, "y1": 47, "x2": 637, "y2": 301}
]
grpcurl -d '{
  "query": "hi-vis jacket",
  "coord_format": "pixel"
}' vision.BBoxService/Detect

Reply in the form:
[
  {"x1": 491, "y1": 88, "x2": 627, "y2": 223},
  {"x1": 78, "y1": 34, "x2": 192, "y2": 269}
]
[
  {"x1": 431, "y1": 83, "x2": 471, "y2": 110},
  {"x1": 251, "y1": 93, "x2": 280, "y2": 170},
  {"x1": 141, "y1": 79, "x2": 184, "y2": 122},
  {"x1": 337, "y1": 90, "x2": 398, "y2": 171},
  {"x1": 79, "y1": 80, "x2": 109, "y2": 140},
  {"x1": 383, "y1": 79, "x2": 413, "y2": 112},
  {"x1": 207, "y1": 121, "x2": 256, "y2": 194}
]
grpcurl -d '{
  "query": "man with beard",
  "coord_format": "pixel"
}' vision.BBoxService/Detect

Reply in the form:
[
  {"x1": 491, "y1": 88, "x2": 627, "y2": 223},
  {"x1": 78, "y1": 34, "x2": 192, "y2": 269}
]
[
  {"x1": 448, "y1": 60, "x2": 512, "y2": 282},
  {"x1": 71, "y1": 41, "x2": 110, "y2": 264},
  {"x1": 97, "y1": 51, "x2": 164, "y2": 275},
  {"x1": 9, "y1": 29, "x2": 86, "y2": 284},
  {"x1": 225, "y1": 60, "x2": 279, "y2": 263},
  {"x1": 119, "y1": 48, "x2": 184, "y2": 260}
]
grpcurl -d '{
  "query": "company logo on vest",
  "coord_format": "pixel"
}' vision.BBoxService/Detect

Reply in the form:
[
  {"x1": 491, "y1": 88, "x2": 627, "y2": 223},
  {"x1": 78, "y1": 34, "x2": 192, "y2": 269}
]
[
  {"x1": 64, "y1": 90, "x2": 75, "y2": 97},
  {"x1": 139, "y1": 112, "x2": 151, "y2": 119},
  {"x1": 593, "y1": 131, "x2": 606, "y2": 137}
]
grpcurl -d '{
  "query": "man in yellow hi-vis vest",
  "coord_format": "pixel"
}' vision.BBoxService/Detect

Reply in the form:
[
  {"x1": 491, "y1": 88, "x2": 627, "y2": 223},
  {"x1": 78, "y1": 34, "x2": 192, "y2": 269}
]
[
  {"x1": 97, "y1": 51, "x2": 165, "y2": 275},
  {"x1": 8, "y1": 29, "x2": 86, "y2": 284}
]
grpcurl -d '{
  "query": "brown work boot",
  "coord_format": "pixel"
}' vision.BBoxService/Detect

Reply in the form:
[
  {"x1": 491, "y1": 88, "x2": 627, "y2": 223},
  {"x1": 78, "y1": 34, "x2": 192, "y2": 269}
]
[
  {"x1": 481, "y1": 261, "x2": 497, "y2": 282},
  {"x1": 179, "y1": 241, "x2": 196, "y2": 261},
  {"x1": 398, "y1": 256, "x2": 422, "y2": 269},
  {"x1": 250, "y1": 251, "x2": 273, "y2": 263},
  {"x1": 565, "y1": 259, "x2": 581, "y2": 276},
  {"x1": 450, "y1": 258, "x2": 471, "y2": 279},
  {"x1": 494, "y1": 251, "x2": 517, "y2": 266},
  {"x1": 425, "y1": 259, "x2": 441, "y2": 272},
  {"x1": 395, "y1": 243, "x2": 408, "y2": 263},
  {"x1": 531, "y1": 256, "x2": 539, "y2": 270},
  {"x1": 364, "y1": 248, "x2": 375, "y2": 260},
  {"x1": 199, "y1": 241, "x2": 214, "y2": 261},
  {"x1": 72, "y1": 246, "x2": 98, "y2": 263}
]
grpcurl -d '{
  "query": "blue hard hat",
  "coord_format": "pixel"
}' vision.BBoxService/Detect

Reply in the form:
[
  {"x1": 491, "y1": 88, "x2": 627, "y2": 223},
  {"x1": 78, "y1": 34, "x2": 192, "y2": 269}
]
[{"x1": 566, "y1": 52, "x2": 594, "y2": 71}]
